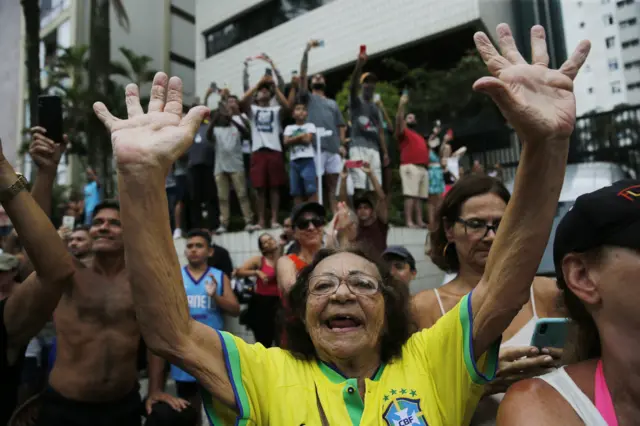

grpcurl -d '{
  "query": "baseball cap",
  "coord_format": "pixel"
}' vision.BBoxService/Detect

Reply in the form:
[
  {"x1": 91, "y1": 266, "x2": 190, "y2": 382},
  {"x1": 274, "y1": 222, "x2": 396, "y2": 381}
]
[
  {"x1": 553, "y1": 179, "x2": 640, "y2": 275},
  {"x1": 383, "y1": 246, "x2": 416, "y2": 271},
  {"x1": 290, "y1": 202, "x2": 326, "y2": 225},
  {"x1": 0, "y1": 253, "x2": 19, "y2": 271},
  {"x1": 360, "y1": 72, "x2": 378, "y2": 84},
  {"x1": 353, "y1": 193, "x2": 375, "y2": 209}
]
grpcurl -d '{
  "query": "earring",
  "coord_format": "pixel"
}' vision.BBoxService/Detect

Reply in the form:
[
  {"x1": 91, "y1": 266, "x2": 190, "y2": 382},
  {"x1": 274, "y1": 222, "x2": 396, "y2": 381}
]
[{"x1": 443, "y1": 242, "x2": 453, "y2": 257}]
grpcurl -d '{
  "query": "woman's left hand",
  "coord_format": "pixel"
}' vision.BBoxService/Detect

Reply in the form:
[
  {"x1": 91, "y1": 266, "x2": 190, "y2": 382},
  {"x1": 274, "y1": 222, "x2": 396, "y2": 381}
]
[{"x1": 484, "y1": 346, "x2": 563, "y2": 396}]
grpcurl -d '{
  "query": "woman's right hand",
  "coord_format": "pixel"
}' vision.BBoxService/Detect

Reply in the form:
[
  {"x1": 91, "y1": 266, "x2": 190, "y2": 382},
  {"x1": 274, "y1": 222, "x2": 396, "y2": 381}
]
[
  {"x1": 484, "y1": 346, "x2": 562, "y2": 396},
  {"x1": 255, "y1": 270, "x2": 268, "y2": 281}
]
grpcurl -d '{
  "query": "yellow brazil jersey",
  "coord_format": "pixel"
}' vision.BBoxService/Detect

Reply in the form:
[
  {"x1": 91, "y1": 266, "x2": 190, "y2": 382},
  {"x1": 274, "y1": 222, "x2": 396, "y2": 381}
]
[{"x1": 202, "y1": 293, "x2": 499, "y2": 425}]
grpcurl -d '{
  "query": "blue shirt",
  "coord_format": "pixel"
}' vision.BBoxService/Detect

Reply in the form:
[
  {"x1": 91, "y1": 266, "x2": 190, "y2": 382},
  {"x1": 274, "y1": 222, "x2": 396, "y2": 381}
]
[
  {"x1": 170, "y1": 266, "x2": 225, "y2": 383},
  {"x1": 83, "y1": 181, "x2": 101, "y2": 225}
]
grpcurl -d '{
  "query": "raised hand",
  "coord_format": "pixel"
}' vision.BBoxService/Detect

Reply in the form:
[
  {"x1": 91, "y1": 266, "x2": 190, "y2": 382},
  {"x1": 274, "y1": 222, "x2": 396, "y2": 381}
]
[
  {"x1": 93, "y1": 72, "x2": 209, "y2": 171},
  {"x1": 473, "y1": 24, "x2": 590, "y2": 143},
  {"x1": 29, "y1": 127, "x2": 67, "y2": 172}
]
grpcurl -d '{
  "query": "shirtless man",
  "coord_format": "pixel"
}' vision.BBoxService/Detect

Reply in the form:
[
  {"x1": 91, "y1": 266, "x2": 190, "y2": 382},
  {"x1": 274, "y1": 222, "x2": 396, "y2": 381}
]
[
  {"x1": 0, "y1": 138, "x2": 75, "y2": 425},
  {"x1": 67, "y1": 225, "x2": 93, "y2": 267},
  {"x1": 26, "y1": 128, "x2": 195, "y2": 426}
]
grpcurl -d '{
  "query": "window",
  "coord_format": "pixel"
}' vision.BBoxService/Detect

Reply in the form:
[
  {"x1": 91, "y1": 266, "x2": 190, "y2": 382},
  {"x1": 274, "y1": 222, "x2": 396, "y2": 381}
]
[
  {"x1": 627, "y1": 81, "x2": 640, "y2": 90},
  {"x1": 606, "y1": 36, "x2": 616, "y2": 48},
  {"x1": 588, "y1": 87, "x2": 594, "y2": 94},
  {"x1": 203, "y1": 0, "x2": 336, "y2": 58},
  {"x1": 609, "y1": 58, "x2": 620, "y2": 70},
  {"x1": 617, "y1": 0, "x2": 634, "y2": 7},
  {"x1": 611, "y1": 81, "x2": 622, "y2": 93},
  {"x1": 622, "y1": 38, "x2": 640, "y2": 48},
  {"x1": 579, "y1": 22, "x2": 585, "y2": 28},
  {"x1": 603, "y1": 14, "x2": 614, "y2": 25},
  {"x1": 620, "y1": 17, "x2": 638, "y2": 28},
  {"x1": 625, "y1": 59, "x2": 640, "y2": 69}
]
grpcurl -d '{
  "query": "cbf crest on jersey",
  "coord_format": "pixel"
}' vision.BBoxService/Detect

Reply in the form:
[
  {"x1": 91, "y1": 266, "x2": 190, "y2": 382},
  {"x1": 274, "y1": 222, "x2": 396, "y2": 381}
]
[{"x1": 382, "y1": 389, "x2": 428, "y2": 426}]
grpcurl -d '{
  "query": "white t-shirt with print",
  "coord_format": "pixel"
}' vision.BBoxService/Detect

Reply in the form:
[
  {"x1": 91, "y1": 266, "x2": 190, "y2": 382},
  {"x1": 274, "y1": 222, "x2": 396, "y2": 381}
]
[
  {"x1": 250, "y1": 105, "x2": 282, "y2": 152},
  {"x1": 284, "y1": 123, "x2": 317, "y2": 161}
]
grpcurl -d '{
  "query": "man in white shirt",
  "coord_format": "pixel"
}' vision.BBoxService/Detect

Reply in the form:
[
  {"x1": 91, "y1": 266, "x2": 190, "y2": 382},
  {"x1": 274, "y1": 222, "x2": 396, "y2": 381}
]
[{"x1": 240, "y1": 73, "x2": 294, "y2": 229}]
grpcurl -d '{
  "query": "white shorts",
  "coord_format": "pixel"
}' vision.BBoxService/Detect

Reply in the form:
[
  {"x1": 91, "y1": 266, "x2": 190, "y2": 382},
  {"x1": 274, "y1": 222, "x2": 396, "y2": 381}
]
[
  {"x1": 400, "y1": 164, "x2": 429, "y2": 199},
  {"x1": 348, "y1": 146, "x2": 382, "y2": 191},
  {"x1": 318, "y1": 152, "x2": 342, "y2": 175}
]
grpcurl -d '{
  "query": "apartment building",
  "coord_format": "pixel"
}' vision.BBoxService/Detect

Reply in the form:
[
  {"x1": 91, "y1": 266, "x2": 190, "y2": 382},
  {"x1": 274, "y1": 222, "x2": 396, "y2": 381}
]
[
  {"x1": 16, "y1": 0, "x2": 196, "y2": 184},
  {"x1": 562, "y1": 0, "x2": 640, "y2": 115},
  {"x1": 194, "y1": 0, "x2": 523, "y2": 104}
]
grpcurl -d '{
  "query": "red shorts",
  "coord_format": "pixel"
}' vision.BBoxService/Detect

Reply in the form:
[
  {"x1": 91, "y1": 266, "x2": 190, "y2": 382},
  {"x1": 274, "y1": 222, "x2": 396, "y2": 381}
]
[{"x1": 250, "y1": 149, "x2": 287, "y2": 188}]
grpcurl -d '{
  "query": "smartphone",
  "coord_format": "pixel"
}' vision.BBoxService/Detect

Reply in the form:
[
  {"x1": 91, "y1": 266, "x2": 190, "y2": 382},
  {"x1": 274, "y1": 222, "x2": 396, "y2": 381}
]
[
  {"x1": 317, "y1": 40, "x2": 325, "y2": 47},
  {"x1": 359, "y1": 45, "x2": 366, "y2": 55},
  {"x1": 530, "y1": 318, "x2": 571, "y2": 349},
  {"x1": 291, "y1": 70, "x2": 298, "y2": 76},
  {"x1": 373, "y1": 93, "x2": 381, "y2": 103},
  {"x1": 265, "y1": 68, "x2": 273, "y2": 77},
  {"x1": 210, "y1": 82, "x2": 218, "y2": 91},
  {"x1": 345, "y1": 160, "x2": 363, "y2": 169},
  {"x1": 62, "y1": 215, "x2": 75, "y2": 230},
  {"x1": 37, "y1": 95, "x2": 63, "y2": 144},
  {"x1": 402, "y1": 88, "x2": 409, "y2": 96}
]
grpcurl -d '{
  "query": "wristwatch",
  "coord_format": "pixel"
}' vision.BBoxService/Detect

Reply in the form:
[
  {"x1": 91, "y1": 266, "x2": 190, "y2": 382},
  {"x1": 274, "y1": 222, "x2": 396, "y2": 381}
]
[{"x1": 0, "y1": 173, "x2": 28, "y2": 203}]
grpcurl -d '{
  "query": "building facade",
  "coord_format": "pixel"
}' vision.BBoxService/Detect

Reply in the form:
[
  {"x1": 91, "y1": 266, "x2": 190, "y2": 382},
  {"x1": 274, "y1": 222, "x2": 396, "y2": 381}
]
[
  {"x1": 194, "y1": 0, "x2": 520, "y2": 106},
  {"x1": 562, "y1": 0, "x2": 640, "y2": 116},
  {"x1": 16, "y1": 0, "x2": 196, "y2": 185}
]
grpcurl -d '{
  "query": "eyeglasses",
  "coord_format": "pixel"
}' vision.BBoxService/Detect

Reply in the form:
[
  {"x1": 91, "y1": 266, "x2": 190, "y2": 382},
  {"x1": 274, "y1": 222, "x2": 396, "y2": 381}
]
[
  {"x1": 308, "y1": 273, "x2": 381, "y2": 296},
  {"x1": 456, "y1": 217, "x2": 501, "y2": 237},
  {"x1": 295, "y1": 216, "x2": 324, "y2": 230}
]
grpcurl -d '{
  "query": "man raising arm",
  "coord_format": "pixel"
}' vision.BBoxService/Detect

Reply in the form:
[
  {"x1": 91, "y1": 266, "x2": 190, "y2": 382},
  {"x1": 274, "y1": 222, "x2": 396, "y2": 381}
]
[{"x1": 0, "y1": 136, "x2": 75, "y2": 424}]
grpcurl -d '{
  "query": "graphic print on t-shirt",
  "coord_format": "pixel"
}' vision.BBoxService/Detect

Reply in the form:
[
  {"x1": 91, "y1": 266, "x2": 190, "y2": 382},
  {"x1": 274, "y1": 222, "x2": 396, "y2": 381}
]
[
  {"x1": 358, "y1": 115, "x2": 378, "y2": 133},
  {"x1": 255, "y1": 109, "x2": 275, "y2": 133}
]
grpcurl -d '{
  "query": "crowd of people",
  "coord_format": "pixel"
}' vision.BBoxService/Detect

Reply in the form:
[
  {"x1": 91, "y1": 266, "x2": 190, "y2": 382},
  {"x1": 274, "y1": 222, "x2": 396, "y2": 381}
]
[{"x1": 1, "y1": 22, "x2": 638, "y2": 426}]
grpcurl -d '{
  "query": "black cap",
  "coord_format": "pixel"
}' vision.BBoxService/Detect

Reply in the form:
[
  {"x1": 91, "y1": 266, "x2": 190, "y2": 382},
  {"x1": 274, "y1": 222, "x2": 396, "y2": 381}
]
[
  {"x1": 353, "y1": 193, "x2": 374, "y2": 209},
  {"x1": 553, "y1": 179, "x2": 640, "y2": 276},
  {"x1": 290, "y1": 202, "x2": 326, "y2": 225},
  {"x1": 383, "y1": 246, "x2": 416, "y2": 271}
]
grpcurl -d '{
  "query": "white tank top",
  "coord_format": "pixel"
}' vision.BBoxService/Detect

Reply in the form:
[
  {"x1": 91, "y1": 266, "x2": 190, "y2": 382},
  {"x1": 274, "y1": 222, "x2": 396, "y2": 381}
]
[
  {"x1": 433, "y1": 285, "x2": 540, "y2": 426},
  {"x1": 537, "y1": 368, "x2": 608, "y2": 426}
]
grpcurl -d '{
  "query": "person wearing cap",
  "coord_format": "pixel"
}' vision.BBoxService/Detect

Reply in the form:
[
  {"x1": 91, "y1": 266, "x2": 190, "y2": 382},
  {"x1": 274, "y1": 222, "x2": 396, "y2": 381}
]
[
  {"x1": 340, "y1": 160, "x2": 389, "y2": 257},
  {"x1": 498, "y1": 179, "x2": 640, "y2": 425},
  {"x1": 240, "y1": 68, "x2": 295, "y2": 229},
  {"x1": 276, "y1": 202, "x2": 326, "y2": 295},
  {"x1": 383, "y1": 246, "x2": 417, "y2": 286},
  {"x1": 347, "y1": 49, "x2": 389, "y2": 194},
  {"x1": 299, "y1": 40, "x2": 347, "y2": 214}
]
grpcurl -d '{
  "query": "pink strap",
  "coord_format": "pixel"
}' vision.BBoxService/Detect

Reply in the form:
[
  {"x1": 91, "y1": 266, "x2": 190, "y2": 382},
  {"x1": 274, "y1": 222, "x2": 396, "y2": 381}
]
[{"x1": 595, "y1": 360, "x2": 618, "y2": 426}]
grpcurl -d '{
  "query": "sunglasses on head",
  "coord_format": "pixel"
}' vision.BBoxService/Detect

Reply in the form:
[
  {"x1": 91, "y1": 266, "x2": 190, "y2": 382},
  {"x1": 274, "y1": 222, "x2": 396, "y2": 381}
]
[{"x1": 295, "y1": 216, "x2": 324, "y2": 230}]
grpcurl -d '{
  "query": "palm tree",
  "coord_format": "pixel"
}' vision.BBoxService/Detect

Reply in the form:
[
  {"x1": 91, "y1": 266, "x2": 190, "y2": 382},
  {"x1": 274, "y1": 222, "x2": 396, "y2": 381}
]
[
  {"x1": 21, "y1": 0, "x2": 41, "y2": 128},
  {"x1": 87, "y1": 0, "x2": 130, "y2": 196},
  {"x1": 111, "y1": 47, "x2": 156, "y2": 88}
]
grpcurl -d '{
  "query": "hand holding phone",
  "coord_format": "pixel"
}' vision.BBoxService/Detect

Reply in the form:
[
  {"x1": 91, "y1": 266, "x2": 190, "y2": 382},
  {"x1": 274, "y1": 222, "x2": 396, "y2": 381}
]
[
  {"x1": 345, "y1": 160, "x2": 363, "y2": 169},
  {"x1": 373, "y1": 93, "x2": 381, "y2": 103},
  {"x1": 265, "y1": 68, "x2": 273, "y2": 77},
  {"x1": 531, "y1": 318, "x2": 570, "y2": 349},
  {"x1": 38, "y1": 95, "x2": 63, "y2": 144}
]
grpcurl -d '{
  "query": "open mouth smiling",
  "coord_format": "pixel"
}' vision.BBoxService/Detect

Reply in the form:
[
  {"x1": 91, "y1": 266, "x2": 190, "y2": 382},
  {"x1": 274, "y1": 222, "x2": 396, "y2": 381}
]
[{"x1": 324, "y1": 315, "x2": 364, "y2": 332}]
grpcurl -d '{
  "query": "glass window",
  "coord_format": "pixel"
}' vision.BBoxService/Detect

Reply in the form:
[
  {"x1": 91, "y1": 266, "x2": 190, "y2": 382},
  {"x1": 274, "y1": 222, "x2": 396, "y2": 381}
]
[
  {"x1": 609, "y1": 58, "x2": 619, "y2": 70},
  {"x1": 588, "y1": 87, "x2": 594, "y2": 94},
  {"x1": 620, "y1": 17, "x2": 638, "y2": 28},
  {"x1": 606, "y1": 36, "x2": 616, "y2": 48},
  {"x1": 203, "y1": 0, "x2": 336, "y2": 58},
  {"x1": 622, "y1": 38, "x2": 640, "y2": 49},
  {"x1": 611, "y1": 81, "x2": 622, "y2": 93},
  {"x1": 627, "y1": 81, "x2": 640, "y2": 90},
  {"x1": 603, "y1": 14, "x2": 614, "y2": 25},
  {"x1": 625, "y1": 59, "x2": 640, "y2": 69},
  {"x1": 579, "y1": 22, "x2": 585, "y2": 28}
]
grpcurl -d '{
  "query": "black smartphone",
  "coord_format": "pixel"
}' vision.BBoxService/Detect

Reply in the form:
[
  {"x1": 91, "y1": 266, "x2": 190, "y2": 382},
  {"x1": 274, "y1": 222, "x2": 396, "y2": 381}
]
[
  {"x1": 210, "y1": 81, "x2": 218, "y2": 91},
  {"x1": 38, "y1": 95, "x2": 63, "y2": 144},
  {"x1": 265, "y1": 68, "x2": 273, "y2": 77}
]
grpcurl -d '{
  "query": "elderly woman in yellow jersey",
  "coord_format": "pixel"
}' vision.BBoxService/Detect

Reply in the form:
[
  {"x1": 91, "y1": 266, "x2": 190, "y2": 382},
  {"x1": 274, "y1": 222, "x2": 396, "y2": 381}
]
[{"x1": 95, "y1": 23, "x2": 590, "y2": 425}]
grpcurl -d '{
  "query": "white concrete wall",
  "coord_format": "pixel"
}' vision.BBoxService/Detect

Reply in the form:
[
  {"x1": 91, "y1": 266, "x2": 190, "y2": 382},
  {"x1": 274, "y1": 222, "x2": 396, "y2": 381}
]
[
  {"x1": 174, "y1": 227, "x2": 445, "y2": 341},
  {"x1": 561, "y1": 0, "x2": 630, "y2": 115},
  {"x1": 195, "y1": 0, "x2": 482, "y2": 97}
]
